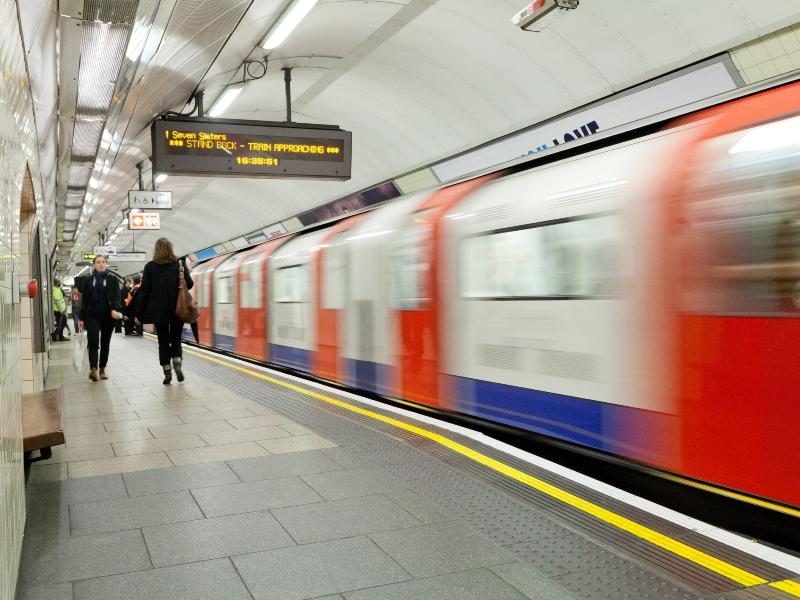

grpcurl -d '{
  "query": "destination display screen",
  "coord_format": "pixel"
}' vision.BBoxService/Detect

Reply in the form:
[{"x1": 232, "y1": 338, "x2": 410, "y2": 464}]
[{"x1": 151, "y1": 118, "x2": 352, "y2": 180}]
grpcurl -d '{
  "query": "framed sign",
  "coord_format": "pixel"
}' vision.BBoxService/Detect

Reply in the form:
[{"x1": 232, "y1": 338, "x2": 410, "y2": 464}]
[
  {"x1": 129, "y1": 212, "x2": 161, "y2": 230},
  {"x1": 152, "y1": 117, "x2": 352, "y2": 180}
]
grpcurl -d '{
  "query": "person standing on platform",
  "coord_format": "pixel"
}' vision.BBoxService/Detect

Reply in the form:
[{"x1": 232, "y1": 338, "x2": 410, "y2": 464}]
[
  {"x1": 135, "y1": 238, "x2": 193, "y2": 384},
  {"x1": 117, "y1": 277, "x2": 132, "y2": 334},
  {"x1": 70, "y1": 286, "x2": 81, "y2": 334},
  {"x1": 124, "y1": 274, "x2": 143, "y2": 336},
  {"x1": 52, "y1": 278, "x2": 68, "y2": 341},
  {"x1": 79, "y1": 255, "x2": 123, "y2": 382}
]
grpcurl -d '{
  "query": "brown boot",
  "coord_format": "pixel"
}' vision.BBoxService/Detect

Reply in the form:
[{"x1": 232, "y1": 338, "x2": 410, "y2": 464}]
[
  {"x1": 99, "y1": 368, "x2": 108, "y2": 380},
  {"x1": 89, "y1": 368, "x2": 99, "y2": 382}
]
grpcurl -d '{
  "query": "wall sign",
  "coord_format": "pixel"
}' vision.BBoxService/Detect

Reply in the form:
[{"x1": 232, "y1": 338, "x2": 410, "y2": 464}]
[
  {"x1": 109, "y1": 252, "x2": 147, "y2": 262},
  {"x1": 431, "y1": 56, "x2": 743, "y2": 182},
  {"x1": 94, "y1": 245, "x2": 116, "y2": 256},
  {"x1": 129, "y1": 212, "x2": 161, "y2": 230},
  {"x1": 129, "y1": 190, "x2": 172, "y2": 210},
  {"x1": 151, "y1": 117, "x2": 352, "y2": 180}
]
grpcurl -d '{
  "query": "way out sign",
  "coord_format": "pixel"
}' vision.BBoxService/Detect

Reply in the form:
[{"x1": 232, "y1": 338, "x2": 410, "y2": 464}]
[
  {"x1": 129, "y1": 212, "x2": 161, "y2": 230},
  {"x1": 129, "y1": 190, "x2": 172, "y2": 210}
]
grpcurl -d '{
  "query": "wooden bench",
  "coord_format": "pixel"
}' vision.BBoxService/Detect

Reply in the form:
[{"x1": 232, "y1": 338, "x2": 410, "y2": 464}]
[{"x1": 22, "y1": 388, "x2": 65, "y2": 462}]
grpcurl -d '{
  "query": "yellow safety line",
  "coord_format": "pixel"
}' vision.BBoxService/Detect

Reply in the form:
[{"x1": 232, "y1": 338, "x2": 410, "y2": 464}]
[
  {"x1": 773, "y1": 581, "x2": 800, "y2": 595},
  {"x1": 184, "y1": 347, "x2": 800, "y2": 597}
]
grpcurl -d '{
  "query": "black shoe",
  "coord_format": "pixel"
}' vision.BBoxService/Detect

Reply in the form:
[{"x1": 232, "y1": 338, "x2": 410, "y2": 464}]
[
  {"x1": 173, "y1": 358, "x2": 184, "y2": 383},
  {"x1": 162, "y1": 368, "x2": 172, "y2": 385}
]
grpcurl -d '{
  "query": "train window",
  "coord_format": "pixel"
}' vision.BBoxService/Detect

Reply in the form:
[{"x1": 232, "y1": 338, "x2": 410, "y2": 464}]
[
  {"x1": 323, "y1": 241, "x2": 347, "y2": 309},
  {"x1": 461, "y1": 214, "x2": 621, "y2": 299},
  {"x1": 681, "y1": 116, "x2": 800, "y2": 315},
  {"x1": 274, "y1": 265, "x2": 309, "y2": 303},
  {"x1": 239, "y1": 259, "x2": 261, "y2": 308},
  {"x1": 215, "y1": 275, "x2": 234, "y2": 305}
]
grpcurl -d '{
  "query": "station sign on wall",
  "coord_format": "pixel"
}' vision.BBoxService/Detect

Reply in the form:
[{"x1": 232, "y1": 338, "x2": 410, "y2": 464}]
[
  {"x1": 129, "y1": 212, "x2": 161, "y2": 230},
  {"x1": 94, "y1": 245, "x2": 116, "y2": 256},
  {"x1": 151, "y1": 117, "x2": 352, "y2": 180},
  {"x1": 109, "y1": 252, "x2": 147, "y2": 262},
  {"x1": 129, "y1": 190, "x2": 172, "y2": 210}
]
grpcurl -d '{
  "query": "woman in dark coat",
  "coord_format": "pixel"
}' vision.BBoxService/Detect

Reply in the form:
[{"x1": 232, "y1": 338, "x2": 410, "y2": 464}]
[
  {"x1": 135, "y1": 237, "x2": 193, "y2": 384},
  {"x1": 78, "y1": 255, "x2": 123, "y2": 381}
]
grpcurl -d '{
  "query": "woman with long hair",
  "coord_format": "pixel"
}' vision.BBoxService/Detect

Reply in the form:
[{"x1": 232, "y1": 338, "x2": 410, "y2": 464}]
[
  {"x1": 135, "y1": 237, "x2": 193, "y2": 384},
  {"x1": 78, "y1": 255, "x2": 123, "y2": 381}
]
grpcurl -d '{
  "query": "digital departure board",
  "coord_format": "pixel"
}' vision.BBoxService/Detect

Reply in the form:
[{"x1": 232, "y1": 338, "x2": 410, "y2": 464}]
[{"x1": 151, "y1": 117, "x2": 352, "y2": 180}]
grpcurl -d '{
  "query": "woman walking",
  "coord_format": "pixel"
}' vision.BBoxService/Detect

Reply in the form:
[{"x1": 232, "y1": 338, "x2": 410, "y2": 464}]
[
  {"x1": 78, "y1": 255, "x2": 123, "y2": 381},
  {"x1": 135, "y1": 238, "x2": 193, "y2": 384}
]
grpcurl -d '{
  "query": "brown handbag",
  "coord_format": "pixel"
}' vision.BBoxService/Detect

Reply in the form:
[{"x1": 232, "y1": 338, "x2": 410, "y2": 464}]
[{"x1": 175, "y1": 260, "x2": 199, "y2": 323}]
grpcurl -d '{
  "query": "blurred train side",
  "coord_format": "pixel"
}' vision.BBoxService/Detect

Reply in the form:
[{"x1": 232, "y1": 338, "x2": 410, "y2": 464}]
[{"x1": 192, "y1": 82, "x2": 800, "y2": 509}]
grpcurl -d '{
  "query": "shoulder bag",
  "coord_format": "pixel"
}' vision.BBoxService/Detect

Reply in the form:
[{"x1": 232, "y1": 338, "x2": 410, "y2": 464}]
[{"x1": 175, "y1": 261, "x2": 199, "y2": 323}]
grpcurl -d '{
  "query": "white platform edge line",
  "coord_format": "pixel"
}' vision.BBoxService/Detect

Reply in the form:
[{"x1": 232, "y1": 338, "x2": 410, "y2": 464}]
[{"x1": 186, "y1": 343, "x2": 800, "y2": 575}]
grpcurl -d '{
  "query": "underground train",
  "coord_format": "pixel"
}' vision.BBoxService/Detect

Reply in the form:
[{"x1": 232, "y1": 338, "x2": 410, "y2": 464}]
[{"x1": 189, "y1": 81, "x2": 800, "y2": 509}]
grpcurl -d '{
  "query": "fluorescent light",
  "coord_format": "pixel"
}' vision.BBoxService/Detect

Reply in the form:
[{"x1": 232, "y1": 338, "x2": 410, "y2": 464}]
[
  {"x1": 208, "y1": 84, "x2": 243, "y2": 117},
  {"x1": 154, "y1": 173, "x2": 168, "y2": 184},
  {"x1": 261, "y1": 0, "x2": 318, "y2": 50},
  {"x1": 130, "y1": 208, "x2": 140, "y2": 215},
  {"x1": 89, "y1": 177, "x2": 99, "y2": 188}
]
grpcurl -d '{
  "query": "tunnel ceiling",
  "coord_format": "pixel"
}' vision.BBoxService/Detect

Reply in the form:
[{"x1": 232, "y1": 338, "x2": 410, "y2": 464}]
[{"x1": 45, "y1": 0, "x2": 800, "y2": 271}]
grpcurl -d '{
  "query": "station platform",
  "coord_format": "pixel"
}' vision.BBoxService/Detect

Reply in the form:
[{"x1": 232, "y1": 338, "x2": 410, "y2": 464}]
[{"x1": 16, "y1": 335, "x2": 800, "y2": 600}]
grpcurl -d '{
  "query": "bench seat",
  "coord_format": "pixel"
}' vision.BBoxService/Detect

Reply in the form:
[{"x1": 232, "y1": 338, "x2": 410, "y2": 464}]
[{"x1": 22, "y1": 388, "x2": 65, "y2": 460}]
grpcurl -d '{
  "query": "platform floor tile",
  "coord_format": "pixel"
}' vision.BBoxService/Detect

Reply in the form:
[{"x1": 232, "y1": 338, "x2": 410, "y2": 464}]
[
  {"x1": 142, "y1": 510, "x2": 295, "y2": 567},
  {"x1": 300, "y1": 466, "x2": 410, "y2": 500},
  {"x1": 19, "y1": 529, "x2": 151, "y2": 587},
  {"x1": 232, "y1": 536, "x2": 411, "y2": 600},
  {"x1": 343, "y1": 568, "x2": 536, "y2": 600},
  {"x1": 16, "y1": 582, "x2": 74, "y2": 600},
  {"x1": 369, "y1": 522, "x2": 515, "y2": 578},
  {"x1": 271, "y1": 494, "x2": 423, "y2": 543},
  {"x1": 69, "y1": 490, "x2": 203, "y2": 536},
  {"x1": 73, "y1": 558, "x2": 252, "y2": 600},
  {"x1": 191, "y1": 475, "x2": 323, "y2": 516},
  {"x1": 26, "y1": 474, "x2": 127, "y2": 507},
  {"x1": 226, "y1": 448, "x2": 343, "y2": 481},
  {"x1": 122, "y1": 461, "x2": 239, "y2": 496}
]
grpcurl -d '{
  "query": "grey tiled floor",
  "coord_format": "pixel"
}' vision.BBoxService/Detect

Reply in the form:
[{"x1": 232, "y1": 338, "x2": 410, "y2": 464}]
[{"x1": 16, "y1": 335, "x2": 753, "y2": 600}]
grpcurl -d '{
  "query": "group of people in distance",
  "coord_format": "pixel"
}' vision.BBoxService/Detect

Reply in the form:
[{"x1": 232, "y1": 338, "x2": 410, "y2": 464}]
[{"x1": 55, "y1": 237, "x2": 194, "y2": 385}]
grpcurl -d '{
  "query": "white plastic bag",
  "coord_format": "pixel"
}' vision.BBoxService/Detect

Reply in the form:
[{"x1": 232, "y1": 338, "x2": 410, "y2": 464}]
[{"x1": 71, "y1": 332, "x2": 87, "y2": 370}]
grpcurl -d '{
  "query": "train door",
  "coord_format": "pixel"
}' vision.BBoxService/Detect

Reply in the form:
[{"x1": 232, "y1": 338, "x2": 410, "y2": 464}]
[
  {"x1": 315, "y1": 217, "x2": 360, "y2": 382},
  {"x1": 390, "y1": 176, "x2": 493, "y2": 408},
  {"x1": 235, "y1": 237, "x2": 289, "y2": 361}
]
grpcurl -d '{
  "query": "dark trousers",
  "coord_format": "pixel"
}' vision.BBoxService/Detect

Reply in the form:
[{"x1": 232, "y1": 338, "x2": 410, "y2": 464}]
[
  {"x1": 85, "y1": 314, "x2": 114, "y2": 369},
  {"x1": 53, "y1": 312, "x2": 67, "y2": 339},
  {"x1": 155, "y1": 319, "x2": 183, "y2": 366}
]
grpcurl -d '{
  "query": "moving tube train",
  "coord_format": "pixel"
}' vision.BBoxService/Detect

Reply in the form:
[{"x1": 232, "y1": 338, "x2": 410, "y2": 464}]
[{"x1": 190, "y1": 81, "x2": 800, "y2": 509}]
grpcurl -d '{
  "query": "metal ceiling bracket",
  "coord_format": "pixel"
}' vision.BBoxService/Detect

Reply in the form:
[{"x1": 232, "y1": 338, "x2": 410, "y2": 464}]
[{"x1": 284, "y1": 67, "x2": 293, "y2": 123}]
